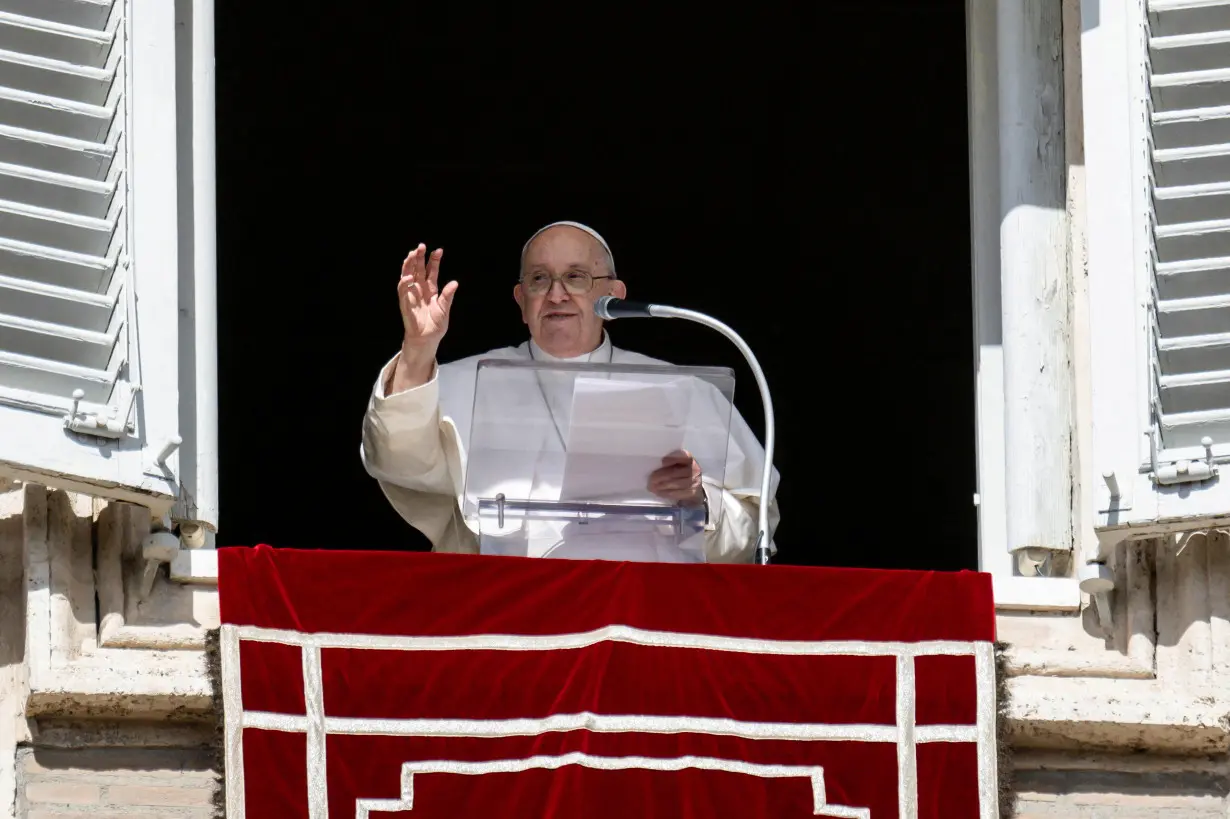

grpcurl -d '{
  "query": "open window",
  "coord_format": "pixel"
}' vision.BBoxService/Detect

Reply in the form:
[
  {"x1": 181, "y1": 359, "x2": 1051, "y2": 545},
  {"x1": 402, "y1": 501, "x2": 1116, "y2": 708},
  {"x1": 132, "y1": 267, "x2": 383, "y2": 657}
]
[{"x1": 0, "y1": 0, "x2": 216, "y2": 531}]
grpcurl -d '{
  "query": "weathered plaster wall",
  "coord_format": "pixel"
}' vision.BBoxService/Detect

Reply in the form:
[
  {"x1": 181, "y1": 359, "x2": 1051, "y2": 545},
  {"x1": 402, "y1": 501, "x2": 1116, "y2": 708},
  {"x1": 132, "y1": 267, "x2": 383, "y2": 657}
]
[
  {"x1": 1000, "y1": 535, "x2": 1230, "y2": 755},
  {"x1": 1000, "y1": 526, "x2": 1230, "y2": 812},
  {"x1": 0, "y1": 483, "x2": 219, "y2": 819}
]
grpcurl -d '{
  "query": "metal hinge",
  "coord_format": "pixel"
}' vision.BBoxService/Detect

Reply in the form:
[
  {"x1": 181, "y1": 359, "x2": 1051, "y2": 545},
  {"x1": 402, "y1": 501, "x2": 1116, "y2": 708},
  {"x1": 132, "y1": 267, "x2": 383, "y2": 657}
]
[{"x1": 1146, "y1": 431, "x2": 1218, "y2": 487}]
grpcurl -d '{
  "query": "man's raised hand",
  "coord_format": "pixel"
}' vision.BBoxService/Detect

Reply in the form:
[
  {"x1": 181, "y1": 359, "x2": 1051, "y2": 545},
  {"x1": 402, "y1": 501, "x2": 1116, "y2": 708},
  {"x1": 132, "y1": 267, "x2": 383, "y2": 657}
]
[
  {"x1": 398, "y1": 244, "x2": 458, "y2": 350},
  {"x1": 386, "y1": 244, "x2": 458, "y2": 394}
]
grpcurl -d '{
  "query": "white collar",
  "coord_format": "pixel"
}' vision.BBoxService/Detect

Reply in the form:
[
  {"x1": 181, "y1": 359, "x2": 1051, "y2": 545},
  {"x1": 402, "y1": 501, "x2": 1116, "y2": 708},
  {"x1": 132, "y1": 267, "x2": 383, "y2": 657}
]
[{"x1": 527, "y1": 331, "x2": 613, "y2": 363}]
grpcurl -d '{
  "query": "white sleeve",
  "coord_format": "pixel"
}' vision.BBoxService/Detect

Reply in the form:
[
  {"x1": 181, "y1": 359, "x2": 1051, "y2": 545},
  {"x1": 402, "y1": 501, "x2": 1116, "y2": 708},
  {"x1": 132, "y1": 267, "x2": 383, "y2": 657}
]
[
  {"x1": 360, "y1": 352, "x2": 471, "y2": 550},
  {"x1": 700, "y1": 480, "x2": 781, "y2": 563}
]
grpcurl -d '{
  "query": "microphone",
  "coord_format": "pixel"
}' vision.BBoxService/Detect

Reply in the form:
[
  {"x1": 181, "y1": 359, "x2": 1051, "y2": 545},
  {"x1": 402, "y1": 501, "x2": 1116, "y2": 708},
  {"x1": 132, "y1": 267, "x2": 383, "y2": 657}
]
[
  {"x1": 594, "y1": 296, "x2": 655, "y2": 319},
  {"x1": 593, "y1": 295, "x2": 777, "y2": 566}
]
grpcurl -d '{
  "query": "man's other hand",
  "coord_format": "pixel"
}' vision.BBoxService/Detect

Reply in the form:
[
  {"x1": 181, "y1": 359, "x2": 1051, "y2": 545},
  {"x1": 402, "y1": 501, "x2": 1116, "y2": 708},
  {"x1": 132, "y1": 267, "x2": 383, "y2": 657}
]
[{"x1": 648, "y1": 449, "x2": 704, "y2": 506}]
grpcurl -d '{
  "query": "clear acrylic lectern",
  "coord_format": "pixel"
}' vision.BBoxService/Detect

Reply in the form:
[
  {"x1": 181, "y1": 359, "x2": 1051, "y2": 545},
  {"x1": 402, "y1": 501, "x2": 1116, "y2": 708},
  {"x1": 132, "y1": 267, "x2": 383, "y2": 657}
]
[{"x1": 462, "y1": 359, "x2": 736, "y2": 563}]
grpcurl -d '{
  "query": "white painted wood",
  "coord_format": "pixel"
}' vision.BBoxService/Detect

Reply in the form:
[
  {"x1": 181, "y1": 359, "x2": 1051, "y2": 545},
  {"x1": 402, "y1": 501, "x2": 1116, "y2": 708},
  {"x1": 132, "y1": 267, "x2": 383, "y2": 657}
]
[
  {"x1": 991, "y1": 575, "x2": 1081, "y2": 611},
  {"x1": 1147, "y1": 2, "x2": 1230, "y2": 454},
  {"x1": 971, "y1": 0, "x2": 1088, "y2": 601},
  {"x1": 0, "y1": 1, "x2": 126, "y2": 413},
  {"x1": 125, "y1": 0, "x2": 181, "y2": 488},
  {"x1": 967, "y1": 0, "x2": 1014, "y2": 581},
  {"x1": 997, "y1": 0, "x2": 1075, "y2": 555},
  {"x1": 175, "y1": 0, "x2": 218, "y2": 530},
  {"x1": 0, "y1": 0, "x2": 217, "y2": 527},
  {"x1": 1064, "y1": 0, "x2": 1102, "y2": 567},
  {"x1": 1086, "y1": 0, "x2": 1230, "y2": 535},
  {"x1": 1085, "y1": 0, "x2": 1163, "y2": 531},
  {"x1": 170, "y1": 545, "x2": 217, "y2": 584}
]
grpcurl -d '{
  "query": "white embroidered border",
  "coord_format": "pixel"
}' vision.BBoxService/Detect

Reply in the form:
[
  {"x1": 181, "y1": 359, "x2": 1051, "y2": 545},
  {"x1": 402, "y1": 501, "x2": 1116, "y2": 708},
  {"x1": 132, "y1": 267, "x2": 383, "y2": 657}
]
[
  {"x1": 240, "y1": 710, "x2": 980, "y2": 745},
  {"x1": 220, "y1": 623, "x2": 998, "y2": 819},
  {"x1": 220, "y1": 625, "x2": 246, "y2": 819},
  {"x1": 975, "y1": 642, "x2": 999, "y2": 819},
  {"x1": 896, "y1": 655, "x2": 917, "y2": 818},
  {"x1": 353, "y1": 754, "x2": 871, "y2": 819},
  {"x1": 235, "y1": 623, "x2": 979, "y2": 658},
  {"x1": 303, "y1": 645, "x2": 328, "y2": 819}
]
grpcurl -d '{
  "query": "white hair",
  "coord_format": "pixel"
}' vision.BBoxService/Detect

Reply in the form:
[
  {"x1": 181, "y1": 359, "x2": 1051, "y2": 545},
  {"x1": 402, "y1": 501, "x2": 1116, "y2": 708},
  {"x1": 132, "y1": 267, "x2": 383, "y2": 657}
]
[{"x1": 520, "y1": 221, "x2": 617, "y2": 278}]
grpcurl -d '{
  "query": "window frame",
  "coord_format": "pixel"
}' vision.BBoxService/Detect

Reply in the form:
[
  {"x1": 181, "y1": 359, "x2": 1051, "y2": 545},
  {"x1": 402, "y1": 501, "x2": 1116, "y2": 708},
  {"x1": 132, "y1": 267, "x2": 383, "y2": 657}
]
[{"x1": 968, "y1": 0, "x2": 1082, "y2": 610}]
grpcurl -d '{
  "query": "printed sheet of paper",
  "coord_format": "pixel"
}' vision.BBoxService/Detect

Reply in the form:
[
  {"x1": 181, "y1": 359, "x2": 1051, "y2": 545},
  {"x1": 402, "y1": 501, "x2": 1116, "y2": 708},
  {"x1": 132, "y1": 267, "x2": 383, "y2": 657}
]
[{"x1": 559, "y1": 377, "x2": 692, "y2": 502}]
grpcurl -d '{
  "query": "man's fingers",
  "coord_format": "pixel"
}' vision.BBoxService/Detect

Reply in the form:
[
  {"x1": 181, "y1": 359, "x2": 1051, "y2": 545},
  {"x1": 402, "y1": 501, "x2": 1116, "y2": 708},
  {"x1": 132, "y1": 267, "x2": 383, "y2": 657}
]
[
  {"x1": 649, "y1": 464, "x2": 691, "y2": 482},
  {"x1": 402, "y1": 243, "x2": 425, "y2": 283},
  {"x1": 401, "y1": 244, "x2": 424, "y2": 279},
  {"x1": 426, "y1": 247, "x2": 443, "y2": 287},
  {"x1": 438, "y1": 280, "x2": 459, "y2": 312},
  {"x1": 650, "y1": 485, "x2": 698, "y2": 502},
  {"x1": 399, "y1": 272, "x2": 421, "y2": 307},
  {"x1": 412, "y1": 243, "x2": 427, "y2": 281},
  {"x1": 648, "y1": 471, "x2": 695, "y2": 490}
]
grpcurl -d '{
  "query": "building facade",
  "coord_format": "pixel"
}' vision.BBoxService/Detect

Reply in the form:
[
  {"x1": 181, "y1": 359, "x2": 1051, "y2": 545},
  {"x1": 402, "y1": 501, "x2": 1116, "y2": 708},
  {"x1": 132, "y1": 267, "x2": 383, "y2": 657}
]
[{"x1": 3, "y1": 0, "x2": 1230, "y2": 816}]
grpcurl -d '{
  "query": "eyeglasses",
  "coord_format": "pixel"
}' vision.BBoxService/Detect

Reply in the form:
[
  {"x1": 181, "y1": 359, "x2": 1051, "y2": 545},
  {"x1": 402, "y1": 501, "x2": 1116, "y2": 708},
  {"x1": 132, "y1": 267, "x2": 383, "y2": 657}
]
[{"x1": 519, "y1": 270, "x2": 614, "y2": 296}]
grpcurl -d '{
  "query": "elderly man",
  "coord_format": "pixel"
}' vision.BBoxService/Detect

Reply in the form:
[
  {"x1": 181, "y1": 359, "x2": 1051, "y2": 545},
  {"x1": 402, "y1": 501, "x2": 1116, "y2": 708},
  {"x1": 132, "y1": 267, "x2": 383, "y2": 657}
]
[{"x1": 361, "y1": 221, "x2": 778, "y2": 562}]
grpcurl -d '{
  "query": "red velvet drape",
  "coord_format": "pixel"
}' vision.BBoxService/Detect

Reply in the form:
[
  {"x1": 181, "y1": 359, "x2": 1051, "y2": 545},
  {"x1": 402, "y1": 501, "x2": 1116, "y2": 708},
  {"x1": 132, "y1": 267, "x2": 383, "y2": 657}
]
[{"x1": 220, "y1": 546, "x2": 995, "y2": 818}]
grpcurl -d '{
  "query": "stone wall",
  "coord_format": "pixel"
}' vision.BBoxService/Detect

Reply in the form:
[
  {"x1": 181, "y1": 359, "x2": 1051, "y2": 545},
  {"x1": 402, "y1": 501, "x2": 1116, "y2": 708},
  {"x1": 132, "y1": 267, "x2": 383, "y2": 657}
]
[
  {"x1": 1011, "y1": 751, "x2": 1230, "y2": 818},
  {"x1": 15, "y1": 721, "x2": 217, "y2": 819},
  {"x1": 1, "y1": 484, "x2": 219, "y2": 819}
]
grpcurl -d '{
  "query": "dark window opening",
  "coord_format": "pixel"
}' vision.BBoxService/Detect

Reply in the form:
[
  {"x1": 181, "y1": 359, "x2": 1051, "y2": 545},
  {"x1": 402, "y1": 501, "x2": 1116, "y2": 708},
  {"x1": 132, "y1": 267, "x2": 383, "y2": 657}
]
[{"x1": 215, "y1": 2, "x2": 975, "y2": 571}]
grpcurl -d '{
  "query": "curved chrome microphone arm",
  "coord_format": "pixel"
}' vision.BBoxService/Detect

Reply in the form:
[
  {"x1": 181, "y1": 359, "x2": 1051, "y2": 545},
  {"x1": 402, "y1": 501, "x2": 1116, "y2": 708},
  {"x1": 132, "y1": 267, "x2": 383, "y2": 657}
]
[{"x1": 595, "y1": 296, "x2": 776, "y2": 565}]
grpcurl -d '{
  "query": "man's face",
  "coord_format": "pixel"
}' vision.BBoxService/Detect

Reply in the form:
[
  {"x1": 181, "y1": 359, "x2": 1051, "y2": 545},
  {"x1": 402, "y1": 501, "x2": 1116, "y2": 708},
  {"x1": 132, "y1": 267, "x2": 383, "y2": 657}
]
[{"x1": 515, "y1": 226, "x2": 627, "y2": 357}]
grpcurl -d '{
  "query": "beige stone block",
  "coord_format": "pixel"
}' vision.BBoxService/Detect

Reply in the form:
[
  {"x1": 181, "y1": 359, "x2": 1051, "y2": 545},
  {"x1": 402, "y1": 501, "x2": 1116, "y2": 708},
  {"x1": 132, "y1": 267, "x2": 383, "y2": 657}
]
[
  {"x1": 104, "y1": 783, "x2": 216, "y2": 807},
  {"x1": 1016, "y1": 790, "x2": 1060, "y2": 802},
  {"x1": 24, "y1": 781, "x2": 101, "y2": 804},
  {"x1": 21, "y1": 747, "x2": 217, "y2": 779},
  {"x1": 1069, "y1": 790, "x2": 1224, "y2": 808}
]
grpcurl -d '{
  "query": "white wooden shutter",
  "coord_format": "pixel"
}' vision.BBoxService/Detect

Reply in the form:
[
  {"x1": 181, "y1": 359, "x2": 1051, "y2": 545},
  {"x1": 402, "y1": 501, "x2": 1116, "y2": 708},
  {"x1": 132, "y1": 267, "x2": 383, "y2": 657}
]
[
  {"x1": 0, "y1": 0, "x2": 213, "y2": 526},
  {"x1": 1086, "y1": 0, "x2": 1230, "y2": 538},
  {"x1": 1148, "y1": 1, "x2": 1230, "y2": 456}
]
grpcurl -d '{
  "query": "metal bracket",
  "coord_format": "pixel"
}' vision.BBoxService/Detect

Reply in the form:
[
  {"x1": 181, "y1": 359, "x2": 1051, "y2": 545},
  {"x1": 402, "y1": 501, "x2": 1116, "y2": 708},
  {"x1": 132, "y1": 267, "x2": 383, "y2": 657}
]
[
  {"x1": 1147, "y1": 431, "x2": 1218, "y2": 487},
  {"x1": 142, "y1": 435, "x2": 182, "y2": 480},
  {"x1": 138, "y1": 530, "x2": 180, "y2": 602},
  {"x1": 1078, "y1": 562, "x2": 1115, "y2": 634},
  {"x1": 1099, "y1": 469, "x2": 1133, "y2": 514},
  {"x1": 63, "y1": 384, "x2": 140, "y2": 440}
]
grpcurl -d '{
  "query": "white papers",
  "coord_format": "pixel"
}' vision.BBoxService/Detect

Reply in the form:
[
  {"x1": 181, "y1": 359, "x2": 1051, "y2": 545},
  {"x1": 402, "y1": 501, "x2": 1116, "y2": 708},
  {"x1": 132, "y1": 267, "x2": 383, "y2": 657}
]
[{"x1": 558, "y1": 377, "x2": 692, "y2": 501}]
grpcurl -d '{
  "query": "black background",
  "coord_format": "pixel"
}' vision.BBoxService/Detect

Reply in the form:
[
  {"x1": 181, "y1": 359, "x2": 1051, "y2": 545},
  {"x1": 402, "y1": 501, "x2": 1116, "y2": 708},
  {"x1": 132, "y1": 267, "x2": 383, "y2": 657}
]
[{"x1": 214, "y1": 2, "x2": 976, "y2": 570}]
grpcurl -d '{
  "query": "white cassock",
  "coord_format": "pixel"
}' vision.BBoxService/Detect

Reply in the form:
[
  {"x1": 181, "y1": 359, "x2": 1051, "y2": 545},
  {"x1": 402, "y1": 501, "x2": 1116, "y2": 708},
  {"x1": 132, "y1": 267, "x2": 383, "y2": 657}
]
[{"x1": 361, "y1": 332, "x2": 780, "y2": 563}]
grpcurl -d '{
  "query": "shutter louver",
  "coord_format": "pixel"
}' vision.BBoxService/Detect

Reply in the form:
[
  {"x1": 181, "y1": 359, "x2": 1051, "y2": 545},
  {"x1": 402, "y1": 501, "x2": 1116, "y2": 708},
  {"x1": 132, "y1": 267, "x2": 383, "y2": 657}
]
[
  {"x1": 1148, "y1": 0, "x2": 1230, "y2": 451},
  {"x1": 0, "y1": 1, "x2": 124, "y2": 415}
]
